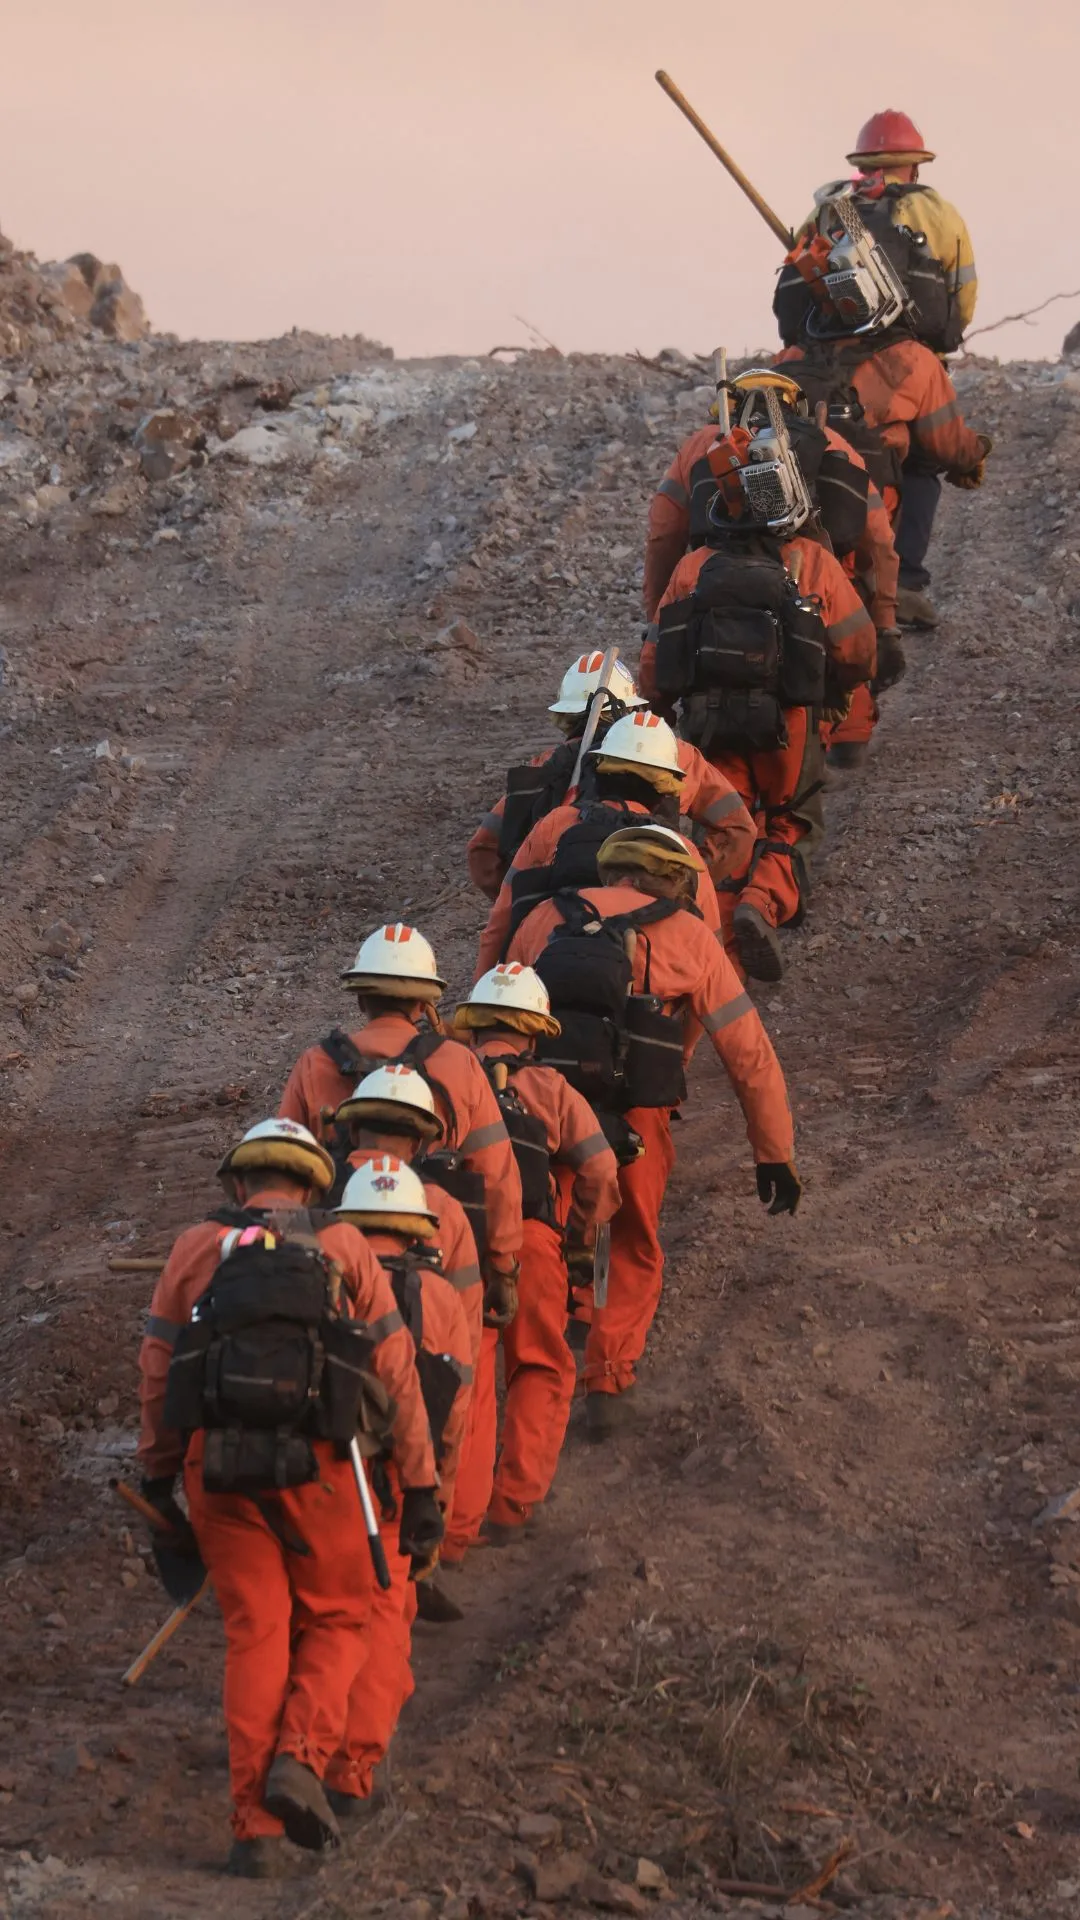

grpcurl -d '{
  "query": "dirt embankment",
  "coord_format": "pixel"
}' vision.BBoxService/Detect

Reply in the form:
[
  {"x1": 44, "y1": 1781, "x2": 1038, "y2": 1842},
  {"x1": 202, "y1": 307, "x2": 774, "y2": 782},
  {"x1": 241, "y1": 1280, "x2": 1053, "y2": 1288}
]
[{"x1": 1, "y1": 310, "x2": 1080, "y2": 1919}]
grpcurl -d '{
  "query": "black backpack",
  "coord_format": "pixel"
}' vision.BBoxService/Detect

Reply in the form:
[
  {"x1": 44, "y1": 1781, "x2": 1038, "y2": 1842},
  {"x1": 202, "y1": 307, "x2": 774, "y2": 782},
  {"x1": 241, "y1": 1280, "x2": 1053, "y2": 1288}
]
[
  {"x1": 533, "y1": 890, "x2": 690, "y2": 1137},
  {"x1": 483, "y1": 1057, "x2": 555, "y2": 1224},
  {"x1": 379, "y1": 1250, "x2": 463, "y2": 1459},
  {"x1": 319, "y1": 1029, "x2": 488, "y2": 1260},
  {"x1": 497, "y1": 741, "x2": 579, "y2": 866},
  {"x1": 163, "y1": 1209, "x2": 387, "y2": 1494},
  {"x1": 654, "y1": 538, "x2": 828, "y2": 755}
]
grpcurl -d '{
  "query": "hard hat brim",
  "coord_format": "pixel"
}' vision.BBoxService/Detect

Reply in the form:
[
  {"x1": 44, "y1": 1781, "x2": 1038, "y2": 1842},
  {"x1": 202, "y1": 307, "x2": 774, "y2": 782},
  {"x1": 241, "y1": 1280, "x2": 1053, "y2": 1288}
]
[
  {"x1": 335, "y1": 1208, "x2": 439, "y2": 1238},
  {"x1": 217, "y1": 1138, "x2": 335, "y2": 1192},
  {"x1": 847, "y1": 148, "x2": 935, "y2": 166},
  {"x1": 341, "y1": 970, "x2": 445, "y2": 998},
  {"x1": 334, "y1": 1096, "x2": 444, "y2": 1140}
]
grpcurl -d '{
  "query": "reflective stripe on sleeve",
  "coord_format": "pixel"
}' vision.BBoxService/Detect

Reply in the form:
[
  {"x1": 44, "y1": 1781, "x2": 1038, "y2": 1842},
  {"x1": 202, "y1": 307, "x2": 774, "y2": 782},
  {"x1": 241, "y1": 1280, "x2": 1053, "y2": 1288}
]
[
  {"x1": 479, "y1": 811, "x2": 502, "y2": 834},
  {"x1": 658, "y1": 476, "x2": 689, "y2": 508},
  {"x1": 366, "y1": 1309, "x2": 404, "y2": 1344},
  {"x1": 701, "y1": 791, "x2": 746, "y2": 825},
  {"x1": 820, "y1": 469, "x2": 869, "y2": 504},
  {"x1": 701, "y1": 991, "x2": 753, "y2": 1034},
  {"x1": 444, "y1": 1262, "x2": 482, "y2": 1292},
  {"x1": 827, "y1": 607, "x2": 874, "y2": 643},
  {"x1": 450, "y1": 1358, "x2": 474, "y2": 1386},
  {"x1": 955, "y1": 262, "x2": 977, "y2": 287},
  {"x1": 562, "y1": 1131, "x2": 609, "y2": 1169},
  {"x1": 918, "y1": 396, "x2": 961, "y2": 432},
  {"x1": 867, "y1": 486, "x2": 885, "y2": 512},
  {"x1": 145, "y1": 1314, "x2": 183, "y2": 1347},
  {"x1": 461, "y1": 1119, "x2": 509, "y2": 1153}
]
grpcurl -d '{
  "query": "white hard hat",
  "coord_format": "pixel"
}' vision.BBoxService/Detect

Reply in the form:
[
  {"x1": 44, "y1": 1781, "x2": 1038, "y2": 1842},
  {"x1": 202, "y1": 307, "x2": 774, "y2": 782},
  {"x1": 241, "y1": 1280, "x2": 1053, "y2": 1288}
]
[
  {"x1": 468, "y1": 964, "x2": 552, "y2": 1018},
  {"x1": 217, "y1": 1116, "x2": 335, "y2": 1192},
  {"x1": 335, "y1": 1064, "x2": 444, "y2": 1142},
  {"x1": 548, "y1": 651, "x2": 644, "y2": 717},
  {"x1": 590, "y1": 709, "x2": 685, "y2": 777},
  {"x1": 341, "y1": 923, "x2": 445, "y2": 1000},
  {"x1": 335, "y1": 1153, "x2": 438, "y2": 1232}
]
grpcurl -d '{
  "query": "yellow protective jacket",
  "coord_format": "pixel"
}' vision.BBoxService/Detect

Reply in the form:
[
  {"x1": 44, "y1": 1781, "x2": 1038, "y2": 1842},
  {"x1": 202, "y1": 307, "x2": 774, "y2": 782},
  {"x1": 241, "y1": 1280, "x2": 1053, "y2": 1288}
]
[{"x1": 799, "y1": 182, "x2": 977, "y2": 333}]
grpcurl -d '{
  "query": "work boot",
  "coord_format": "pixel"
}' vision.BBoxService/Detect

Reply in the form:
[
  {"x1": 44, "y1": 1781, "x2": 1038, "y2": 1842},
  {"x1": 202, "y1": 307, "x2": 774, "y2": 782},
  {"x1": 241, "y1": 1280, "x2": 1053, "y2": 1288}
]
[
  {"x1": 895, "y1": 586, "x2": 939, "y2": 629},
  {"x1": 478, "y1": 1516, "x2": 527, "y2": 1549},
  {"x1": 264, "y1": 1753, "x2": 341, "y2": 1853},
  {"x1": 226, "y1": 1836, "x2": 293, "y2": 1879},
  {"x1": 415, "y1": 1576, "x2": 465, "y2": 1623},
  {"x1": 732, "y1": 903, "x2": 784, "y2": 983},
  {"x1": 585, "y1": 1389, "x2": 635, "y2": 1443},
  {"x1": 827, "y1": 741, "x2": 869, "y2": 771},
  {"x1": 324, "y1": 1784, "x2": 385, "y2": 1827}
]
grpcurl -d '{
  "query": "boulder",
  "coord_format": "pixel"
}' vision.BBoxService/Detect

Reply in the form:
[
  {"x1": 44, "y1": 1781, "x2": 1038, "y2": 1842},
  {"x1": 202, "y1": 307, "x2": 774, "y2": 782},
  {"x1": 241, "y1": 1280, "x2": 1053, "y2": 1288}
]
[{"x1": 134, "y1": 408, "x2": 207, "y2": 481}]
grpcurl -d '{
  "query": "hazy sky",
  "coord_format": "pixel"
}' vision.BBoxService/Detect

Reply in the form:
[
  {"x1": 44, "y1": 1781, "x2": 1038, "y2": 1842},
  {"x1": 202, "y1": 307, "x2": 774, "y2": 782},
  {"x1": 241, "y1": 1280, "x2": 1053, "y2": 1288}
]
[{"x1": 2, "y1": 0, "x2": 1076, "y2": 362}]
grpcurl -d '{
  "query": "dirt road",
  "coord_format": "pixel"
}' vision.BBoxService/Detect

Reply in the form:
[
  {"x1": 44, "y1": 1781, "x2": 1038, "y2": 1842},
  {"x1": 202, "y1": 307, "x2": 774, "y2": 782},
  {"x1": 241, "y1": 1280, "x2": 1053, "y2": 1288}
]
[{"x1": 1, "y1": 341, "x2": 1079, "y2": 1918}]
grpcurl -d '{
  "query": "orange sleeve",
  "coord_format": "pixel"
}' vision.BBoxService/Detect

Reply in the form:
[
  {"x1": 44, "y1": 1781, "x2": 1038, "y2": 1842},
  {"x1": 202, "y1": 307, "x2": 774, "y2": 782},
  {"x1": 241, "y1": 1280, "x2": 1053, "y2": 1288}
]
[
  {"x1": 644, "y1": 493, "x2": 690, "y2": 622},
  {"x1": 429, "y1": 1191, "x2": 483, "y2": 1369},
  {"x1": 677, "y1": 748, "x2": 757, "y2": 882},
  {"x1": 909, "y1": 355, "x2": 984, "y2": 472},
  {"x1": 467, "y1": 797, "x2": 508, "y2": 901},
  {"x1": 691, "y1": 945, "x2": 795, "y2": 1164},
  {"x1": 800, "y1": 542, "x2": 877, "y2": 688},
  {"x1": 552, "y1": 1079, "x2": 622, "y2": 1230},
  {"x1": 353, "y1": 1246, "x2": 437, "y2": 1490},
  {"x1": 136, "y1": 1225, "x2": 217, "y2": 1479},
  {"x1": 456, "y1": 1052, "x2": 524, "y2": 1267}
]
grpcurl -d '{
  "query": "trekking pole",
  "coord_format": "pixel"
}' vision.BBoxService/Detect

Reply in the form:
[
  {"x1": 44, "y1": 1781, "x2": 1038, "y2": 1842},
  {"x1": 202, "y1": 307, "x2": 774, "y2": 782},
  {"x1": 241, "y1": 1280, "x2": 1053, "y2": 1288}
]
[
  {"x1": 655, "y1": 71, "x2": 794, "y2": 249},
  {"x1": 349, "y1": 1438, "x2": 392, "y2": 1590},
  {"x1": 569, "y1": 647, "x2": 621, "y2": 793}
]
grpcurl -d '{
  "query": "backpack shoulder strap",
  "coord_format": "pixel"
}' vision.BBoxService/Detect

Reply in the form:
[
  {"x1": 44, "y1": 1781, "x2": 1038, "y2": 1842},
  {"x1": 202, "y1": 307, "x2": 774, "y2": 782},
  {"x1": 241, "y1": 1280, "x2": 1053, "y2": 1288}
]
[
  {"x1": 381, "y1": 1251, "x2": 425, "y2": 1349},
  {"x1": 320, "y1": 1027, "x2": 366, "y2": 1078},
  {"x1": 617, "y1": 897, "x2": 683, "y2": 934},
  {"x1": 399, "y1": 1030, "x2": 460, "y2": 1141},
  {"x1": 548, "y1": 888, "x2": 595, "y2": 935}
]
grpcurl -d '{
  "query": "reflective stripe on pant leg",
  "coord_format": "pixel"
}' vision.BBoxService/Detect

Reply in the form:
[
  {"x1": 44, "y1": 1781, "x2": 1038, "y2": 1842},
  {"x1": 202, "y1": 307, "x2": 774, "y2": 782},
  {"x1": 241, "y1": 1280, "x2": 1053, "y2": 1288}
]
[
  {"x1": 583, "y1": 1106, "x2": 675, "y2": 1394},
  {"x1": 325, "y1": 1497, "x2": 411, "y2": 1799},
  {"x1": 740, "y1": 710, "x2": 825, "y2": 928},
  {"x1": 491, "y1": 1218, "x2": 576, "y2": 1522},
  {"x1": 444, "y1": 1326, "x2": 499, "y2": 1557},
  {"x1": 184, "y1": 1447, "x2": 293, "y2": 1841}
]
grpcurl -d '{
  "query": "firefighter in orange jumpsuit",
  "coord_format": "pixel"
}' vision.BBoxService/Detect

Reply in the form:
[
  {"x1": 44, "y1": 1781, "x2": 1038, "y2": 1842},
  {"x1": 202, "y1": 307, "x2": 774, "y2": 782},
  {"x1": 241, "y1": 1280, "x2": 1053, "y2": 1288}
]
[
  {"x1": 278, "y1": 921, "x2": 522, "y2": 1319},
  {"x1": 474, "y1": 709, "x2": 746, "y2": 977},
  {"x1": 137, "y1": 1118, "x2": 436, "y2": 1879},
  {"x1": 332, "y1": 1062, "x2": 483, "y2": 1620},
  {"x1": 323, "y1": 1156, "x2": 473, "y2": 1820},
  {"x1": 640, "y1": 405, "x2": 877, "y2": 983},
  {"x1": 467, "y1": 650, "x2": 753, "y2": 902},
  {"x1": 643, "y1": 369, "x2": 905, "y2": 772},
  {"x1": 450, "y1": 963, "x2": 621, "y2": 1538},
  {"x1": 507, "y1": 826, "x2": 798, "y2": 1439}
]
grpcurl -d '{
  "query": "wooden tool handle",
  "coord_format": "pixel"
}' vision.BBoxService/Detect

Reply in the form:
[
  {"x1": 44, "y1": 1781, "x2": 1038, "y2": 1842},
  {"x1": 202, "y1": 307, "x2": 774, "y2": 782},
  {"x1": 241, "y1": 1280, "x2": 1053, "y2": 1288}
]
[
  {"x1": 121, "y1": 1578, "x2": 209, "y2": 1687},
  {"x1": 655, "y1": 71, "x2": 794, "y2": 248},
  {"x1": 108, "y1": 1257, "x2": 166, "y2": 1273},
  {"x1": 111, "y1": 1477, "x2": 171, "y2": 1532}
]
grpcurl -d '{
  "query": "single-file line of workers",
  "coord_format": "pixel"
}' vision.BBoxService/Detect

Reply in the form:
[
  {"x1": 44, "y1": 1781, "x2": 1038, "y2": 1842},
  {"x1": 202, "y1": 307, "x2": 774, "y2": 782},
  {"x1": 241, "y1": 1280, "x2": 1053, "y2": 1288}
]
[{"x1": 134, "y1": 104, "x2": 989, "y2": 1877}]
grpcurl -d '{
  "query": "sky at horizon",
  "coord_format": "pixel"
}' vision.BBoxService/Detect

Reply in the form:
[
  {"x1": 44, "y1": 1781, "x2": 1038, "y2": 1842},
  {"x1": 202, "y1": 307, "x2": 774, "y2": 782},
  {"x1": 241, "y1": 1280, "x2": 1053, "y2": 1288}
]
[{"x1": 2, "y1": 0, "x2": 1076, "y2": 364}]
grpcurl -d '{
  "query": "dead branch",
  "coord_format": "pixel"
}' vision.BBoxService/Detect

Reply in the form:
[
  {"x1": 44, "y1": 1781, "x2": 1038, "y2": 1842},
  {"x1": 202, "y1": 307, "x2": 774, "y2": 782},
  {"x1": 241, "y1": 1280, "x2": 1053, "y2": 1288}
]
[
  {"x1": 963, "y1": 287, "x2": 1080, "y2": 344},
  {"x1": 794, "y1": 1835, "x2": 856, "y2": 1901},
  {"x1": 626, "y1": 348, "x2": 710, "y2": 378}
]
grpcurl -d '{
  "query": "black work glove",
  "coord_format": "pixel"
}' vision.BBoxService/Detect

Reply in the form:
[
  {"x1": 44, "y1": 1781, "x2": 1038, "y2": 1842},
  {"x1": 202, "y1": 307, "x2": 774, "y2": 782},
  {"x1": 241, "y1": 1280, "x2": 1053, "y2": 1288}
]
[
  {"x1": 139, "y1": 1475, "x2": 199, "y2": 1557},
  {"x1": 483, "y1": 1259, "x2": 520, "y2": 1329},
  {"x1": 756, "y1": 1162, "x2": 803, "y2": 1217},
  {"x1": 398, "y1": 1486, "x2": 444, "y2": 1562},
  {"x1": 871, "y1": 628, "x2": 907, "y2": 694},
  {"x1": 564, "y1": 1230, "x2": 596, "y2": 1282}
]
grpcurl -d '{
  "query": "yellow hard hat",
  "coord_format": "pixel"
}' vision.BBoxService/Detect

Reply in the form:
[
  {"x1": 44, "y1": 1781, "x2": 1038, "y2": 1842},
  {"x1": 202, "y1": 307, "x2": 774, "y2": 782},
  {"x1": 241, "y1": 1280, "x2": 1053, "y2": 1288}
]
[{"x1": 596, "y1": 823, "x2": 705, "y2": 879}]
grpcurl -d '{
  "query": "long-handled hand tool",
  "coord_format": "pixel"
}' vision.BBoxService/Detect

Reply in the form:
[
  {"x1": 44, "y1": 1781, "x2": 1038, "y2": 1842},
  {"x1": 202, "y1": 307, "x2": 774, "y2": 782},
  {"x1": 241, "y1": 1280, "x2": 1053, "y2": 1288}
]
[
  {"x1": 655, "y1": 71, "x2": 794, "y2": 249},
  {"x1": 111, "y1": 1477, "x2": 207, "y2": 1605},
  {"x1": 569, "y1": 646, "x2": 621, "y2": 794},
  {"x1": 122, "y1": 1578, "x2": 211, "y2": 1687},
  {"x1": 349, "y1": 1439, "x2": 392, "y2": 1590}
]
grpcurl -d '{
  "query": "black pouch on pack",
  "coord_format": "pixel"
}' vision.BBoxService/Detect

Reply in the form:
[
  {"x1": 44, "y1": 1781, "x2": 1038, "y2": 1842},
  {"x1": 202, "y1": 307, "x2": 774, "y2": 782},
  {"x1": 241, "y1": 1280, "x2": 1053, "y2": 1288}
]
[
  {"x1": 778, "y1": 597, "x2": 828, "y2": 707},
  {"x1": 498, "y1": 746, "x2": 576, "y2": 864},
  {"x1": 681, "y1": 688, "x2": 788, "y2": 756},
  {"x1": 653, "y1": 600, "x2": 697, "y2": 698},
  {"x1": 200, "y1": 1428, "x2": 319, "y2": 1494},
  {"x1": 816, "y1": 447, "x2": 871, "y2": 558},
  {"x1": 416, "y1": 1350, "x2": 462, "y2": 1458},
  {"x1": 693, "y1": 606, "x2": 782, "y2": 691},
  {"x1": 623, "y1": 995, "x2": 687, "y2": 1108},
  {"x1": 321, "y1": 1316, "x2": 382, "y2": 1448},
  {"x1": 420, "y1": 1148, "x2": 488, "y2": 1263},
  {"x1": 535, "y1": 1009, "x2": 623, "y2": 1107},
  {"x1": 162, "y1": 1320, "x2": 212, "y2": 1433},
  {"x1": 773, "y1": 260, "x2": 817, "y2": 347}
]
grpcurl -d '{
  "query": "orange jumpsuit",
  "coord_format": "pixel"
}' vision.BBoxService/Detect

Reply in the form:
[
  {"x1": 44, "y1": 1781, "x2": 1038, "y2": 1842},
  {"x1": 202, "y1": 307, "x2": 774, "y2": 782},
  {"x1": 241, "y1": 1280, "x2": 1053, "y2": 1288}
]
[
  {"x1": 643, "y1": 420, "x2": 899, "y2": 631},
  {"x1": 474, "y1": 802, "x2": 727, "y2": 980},
  {"x1": 137, "y1": 1195, "x2": 434, "y2": 1842},
  {"x1": 642, "y1": 538, "x2": 876, "y2": 932},
  {"x1": 508, "y1": 887, "x2": 794, "y2": 1395},
  {"x1": 326, "y1": 1223, "x2": 472, "y2": 1803},
  {"x1": 467, "y1": 738, "x2": 757, "y2": 904},
  {"x1": 445, "y1": 1034, "x2": 621, "y2": 1545},
  {"x1": 777, "y1": 336, "x2": 985, "y2": 478},
  {"x1": 279, "y1": 1012, "x2": 523, "y2": 1272}
]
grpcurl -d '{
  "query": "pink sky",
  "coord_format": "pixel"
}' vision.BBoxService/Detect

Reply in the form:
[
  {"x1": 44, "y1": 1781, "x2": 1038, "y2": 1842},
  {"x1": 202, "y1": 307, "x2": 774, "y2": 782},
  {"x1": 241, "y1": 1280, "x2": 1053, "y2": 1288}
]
[{"x1": 2, "y1": 0, "x2": 1076, "y2": 361}]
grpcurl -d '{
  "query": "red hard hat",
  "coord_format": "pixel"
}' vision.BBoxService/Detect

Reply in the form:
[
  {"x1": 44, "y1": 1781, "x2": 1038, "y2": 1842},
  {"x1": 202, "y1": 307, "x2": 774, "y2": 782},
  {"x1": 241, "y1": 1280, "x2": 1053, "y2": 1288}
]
[{"x1": 847, "y1": 110, "x2": 935, "y2": 167}]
